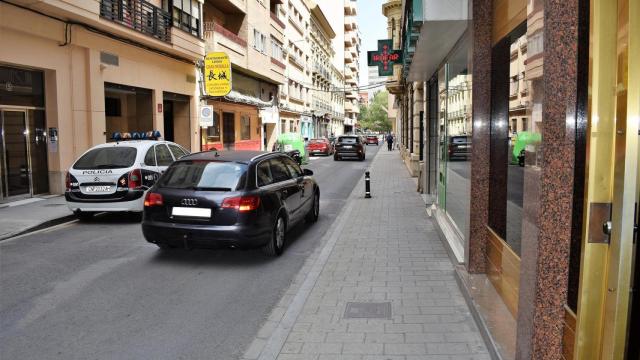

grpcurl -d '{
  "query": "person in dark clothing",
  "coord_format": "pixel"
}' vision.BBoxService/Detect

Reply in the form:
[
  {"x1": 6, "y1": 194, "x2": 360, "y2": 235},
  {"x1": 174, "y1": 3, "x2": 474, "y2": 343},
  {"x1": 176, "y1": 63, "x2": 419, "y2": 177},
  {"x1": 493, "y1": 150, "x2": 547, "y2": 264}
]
[{"x1": 386, "y1": 133, "x2": 394, "y2": 151}]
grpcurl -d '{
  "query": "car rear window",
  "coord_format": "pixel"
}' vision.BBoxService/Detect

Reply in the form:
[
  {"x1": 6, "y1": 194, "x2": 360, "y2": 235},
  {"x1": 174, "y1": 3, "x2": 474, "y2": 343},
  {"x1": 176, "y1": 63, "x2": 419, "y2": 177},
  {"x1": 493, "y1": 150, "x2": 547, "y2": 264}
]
[
  {"x1": 158, "y1": 161, "x2": 248, "y2": 191},
  {"x1": 338, "y1": 137, "x2": 357, "y2": 144},
  {"x1": 73, "y1": 147, "x2": 137, "y2": 170},
  {"x1": 309, "y1": 139, "x2": 323, "y2": 144},
  {"x1": 452, "y1": 137, "x2": 470, "y2": 144}
]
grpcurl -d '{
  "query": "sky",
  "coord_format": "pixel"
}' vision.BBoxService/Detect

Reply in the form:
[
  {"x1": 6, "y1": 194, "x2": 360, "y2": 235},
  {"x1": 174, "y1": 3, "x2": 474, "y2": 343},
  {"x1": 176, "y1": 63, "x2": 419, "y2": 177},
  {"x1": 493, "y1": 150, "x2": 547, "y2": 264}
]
[{"x1": 357, "y1": 0, "x2": 387, "y2": 86}]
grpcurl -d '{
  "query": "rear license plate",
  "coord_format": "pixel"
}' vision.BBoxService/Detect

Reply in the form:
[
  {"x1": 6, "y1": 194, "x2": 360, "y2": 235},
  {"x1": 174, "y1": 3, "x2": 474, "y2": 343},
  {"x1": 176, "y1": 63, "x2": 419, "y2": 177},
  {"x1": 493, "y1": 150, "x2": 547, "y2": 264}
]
[
  {"x1": 343, "y1": 145, "x2": 352, "y2": 149},
  {"x1": 172, "y1": 207, "x2": 211, "y2": 218},
  {"x1": 85, "y1": 186, "x2": 111, "y2": 192}
]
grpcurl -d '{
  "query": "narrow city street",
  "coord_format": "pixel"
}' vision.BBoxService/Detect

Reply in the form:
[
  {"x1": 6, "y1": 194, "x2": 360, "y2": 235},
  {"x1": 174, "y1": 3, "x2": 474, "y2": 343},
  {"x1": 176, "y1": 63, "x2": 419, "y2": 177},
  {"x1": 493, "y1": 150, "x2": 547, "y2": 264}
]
[{"x1": 0, "y1": 145, "x2": 382, "y2": 360}]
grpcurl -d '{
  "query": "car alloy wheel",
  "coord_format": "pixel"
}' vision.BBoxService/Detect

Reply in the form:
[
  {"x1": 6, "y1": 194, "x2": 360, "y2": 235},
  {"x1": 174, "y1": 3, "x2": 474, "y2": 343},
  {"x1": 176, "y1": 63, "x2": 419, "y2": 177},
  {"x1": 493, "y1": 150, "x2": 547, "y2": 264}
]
[
  {"x1": 276, "y1": 217, "x2": 285, "y2": 249},
  {"x1": 306, "y1": 192, "x2": 319, "y2": 223},
  {"x1": 264, "y1": 215, "x2": 285, "y2": 256}
]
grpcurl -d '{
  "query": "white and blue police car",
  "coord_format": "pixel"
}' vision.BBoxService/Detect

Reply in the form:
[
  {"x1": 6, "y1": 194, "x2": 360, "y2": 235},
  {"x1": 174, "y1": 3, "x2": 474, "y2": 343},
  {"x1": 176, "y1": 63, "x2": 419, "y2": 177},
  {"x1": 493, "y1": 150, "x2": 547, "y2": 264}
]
[{"x1": 65, "y1": 131, "x2": 190, "y2": 220}]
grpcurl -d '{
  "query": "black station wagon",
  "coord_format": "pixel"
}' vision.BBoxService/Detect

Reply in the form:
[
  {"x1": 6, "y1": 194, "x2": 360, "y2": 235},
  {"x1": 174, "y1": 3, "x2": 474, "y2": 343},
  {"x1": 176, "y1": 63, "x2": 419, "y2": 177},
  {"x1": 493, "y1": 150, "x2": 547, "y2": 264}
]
[{"x1": 142, "y1": 151, "x2": 319, "y2": 256}]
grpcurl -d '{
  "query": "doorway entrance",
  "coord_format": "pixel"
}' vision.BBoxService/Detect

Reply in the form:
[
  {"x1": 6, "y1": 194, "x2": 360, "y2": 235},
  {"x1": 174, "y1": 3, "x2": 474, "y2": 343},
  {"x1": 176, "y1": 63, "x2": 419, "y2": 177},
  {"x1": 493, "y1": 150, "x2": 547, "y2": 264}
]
[
  {"x1": 222, "y1": 112, "x2": 235, "y2": 150},
  {"x1": 574, "y1": 0, "x2": 639, "y2": 357},
  {"x1": 162, "y1": 92, "x2": 190, "y2": 149},
  {"x1": 0, "y1": 109, "x2": 49, "y2": 200}
]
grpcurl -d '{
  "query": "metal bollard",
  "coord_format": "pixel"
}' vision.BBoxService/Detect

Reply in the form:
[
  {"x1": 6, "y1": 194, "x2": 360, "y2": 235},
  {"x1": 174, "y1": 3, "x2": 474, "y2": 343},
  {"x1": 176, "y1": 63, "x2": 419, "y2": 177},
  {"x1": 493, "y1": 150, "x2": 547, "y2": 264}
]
[{"x1": 365, "y1": 171, "x2": 371, "y2": 198}]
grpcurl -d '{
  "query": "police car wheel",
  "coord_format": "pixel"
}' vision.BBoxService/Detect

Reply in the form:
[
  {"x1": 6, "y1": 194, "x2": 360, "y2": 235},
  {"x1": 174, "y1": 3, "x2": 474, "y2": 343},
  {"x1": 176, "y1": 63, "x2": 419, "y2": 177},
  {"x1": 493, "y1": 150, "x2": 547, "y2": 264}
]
[{"x1": 76, "y1": 211, "x2": 95, "y2": 222}]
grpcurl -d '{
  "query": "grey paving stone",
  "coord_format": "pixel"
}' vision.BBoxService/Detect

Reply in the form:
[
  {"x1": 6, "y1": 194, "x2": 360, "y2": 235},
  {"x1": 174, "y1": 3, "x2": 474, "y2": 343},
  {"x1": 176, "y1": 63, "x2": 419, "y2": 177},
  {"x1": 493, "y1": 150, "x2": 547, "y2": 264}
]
[{"x1": 251, "y1": 152, "x2": 489, "y2": 360}]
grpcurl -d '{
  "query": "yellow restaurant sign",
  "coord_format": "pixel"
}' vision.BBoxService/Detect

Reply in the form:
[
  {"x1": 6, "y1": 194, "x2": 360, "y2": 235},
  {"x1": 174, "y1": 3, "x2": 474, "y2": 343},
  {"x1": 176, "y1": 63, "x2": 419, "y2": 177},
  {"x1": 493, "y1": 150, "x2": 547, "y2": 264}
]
[{"x1": 204, "y1": 52, "x2": 232, "y2": 96}]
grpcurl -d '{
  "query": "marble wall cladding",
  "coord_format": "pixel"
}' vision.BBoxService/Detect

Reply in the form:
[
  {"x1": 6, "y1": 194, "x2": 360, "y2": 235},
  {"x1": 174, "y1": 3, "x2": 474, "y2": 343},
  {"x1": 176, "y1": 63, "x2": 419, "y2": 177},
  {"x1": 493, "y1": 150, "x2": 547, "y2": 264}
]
[
  {"x1": 528, "y1": 0, "x2": 580, "y2": 357},
  {"x1": 467, "y1": 0, "x2": 493, "y2": 272}
]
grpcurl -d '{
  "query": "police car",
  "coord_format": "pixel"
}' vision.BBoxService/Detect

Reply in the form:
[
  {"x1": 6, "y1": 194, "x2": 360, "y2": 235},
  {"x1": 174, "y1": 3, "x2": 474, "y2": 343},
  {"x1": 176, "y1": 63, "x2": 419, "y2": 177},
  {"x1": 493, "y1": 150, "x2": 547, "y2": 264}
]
[{"x1": 65, "y1": 131, "x2": 189, "y2": 220}]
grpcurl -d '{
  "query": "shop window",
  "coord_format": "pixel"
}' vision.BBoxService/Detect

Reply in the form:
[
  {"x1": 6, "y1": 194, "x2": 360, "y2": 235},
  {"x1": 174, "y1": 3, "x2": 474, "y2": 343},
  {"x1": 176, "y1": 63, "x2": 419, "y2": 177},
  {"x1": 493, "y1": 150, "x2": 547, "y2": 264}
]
[
  {"x1": 436, "y1": 33, "x2": 473, "y2": 243},
  {"x1": 488, "y1": 23, "x2": 528, "y2": 256},
  {"x1": 241, "y1": 115, "x2": 251, "y2": 140},
  {"x1": 105, "y1": 97, "x2": 121, "y2": 117}
]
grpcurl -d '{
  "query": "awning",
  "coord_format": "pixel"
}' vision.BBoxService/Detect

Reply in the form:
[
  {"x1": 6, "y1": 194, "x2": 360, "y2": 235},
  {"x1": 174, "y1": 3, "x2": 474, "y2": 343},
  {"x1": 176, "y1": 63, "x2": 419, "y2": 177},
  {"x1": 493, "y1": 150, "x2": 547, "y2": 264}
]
[
  {"x1": 216, "y1": 90, "x2": 273, "y2": 108},
  {"x1": 406, "y1": 0, "x2": 469, "y2": 81}
]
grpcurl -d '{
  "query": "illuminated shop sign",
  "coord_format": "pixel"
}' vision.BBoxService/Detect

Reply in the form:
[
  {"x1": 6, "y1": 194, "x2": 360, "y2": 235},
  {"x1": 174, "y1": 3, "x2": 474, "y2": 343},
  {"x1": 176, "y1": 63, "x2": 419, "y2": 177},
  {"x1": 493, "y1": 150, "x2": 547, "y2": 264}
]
[{"x1": 367, "y1": 39, "x2": 403, "y2": 77}]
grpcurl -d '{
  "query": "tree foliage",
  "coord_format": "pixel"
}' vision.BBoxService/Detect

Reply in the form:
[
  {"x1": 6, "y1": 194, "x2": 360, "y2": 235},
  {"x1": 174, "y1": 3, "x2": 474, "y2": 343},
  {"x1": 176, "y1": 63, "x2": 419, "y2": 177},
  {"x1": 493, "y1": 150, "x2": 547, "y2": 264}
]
[{"x1": 358, "y1": 90, "x2": 392, "y2": 132}]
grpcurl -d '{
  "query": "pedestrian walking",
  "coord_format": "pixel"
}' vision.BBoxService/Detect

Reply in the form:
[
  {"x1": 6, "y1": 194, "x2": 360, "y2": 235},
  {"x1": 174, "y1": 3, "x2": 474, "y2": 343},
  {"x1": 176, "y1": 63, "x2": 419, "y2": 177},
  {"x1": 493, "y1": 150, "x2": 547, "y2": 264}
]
[{"x1": 386, "y1": 133, "x2": 394, "y2": 151}]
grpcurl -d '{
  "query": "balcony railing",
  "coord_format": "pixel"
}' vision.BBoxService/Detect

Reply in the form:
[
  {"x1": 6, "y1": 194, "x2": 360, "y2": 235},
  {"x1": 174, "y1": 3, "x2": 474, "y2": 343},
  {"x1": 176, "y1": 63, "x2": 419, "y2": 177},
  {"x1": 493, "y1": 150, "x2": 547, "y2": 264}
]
[
  {"x1": 270, "y1": 12, "x2": 286, "y2": 29},
  {"x1": 271, "y1": 57, "x2": 286, "y2": 69},
  {"x1": 100, "y1": 0, "x2": 171, "y2": 42},
  {"x1": 203, "y1": 21, "x2": 247, "y2": 47}
]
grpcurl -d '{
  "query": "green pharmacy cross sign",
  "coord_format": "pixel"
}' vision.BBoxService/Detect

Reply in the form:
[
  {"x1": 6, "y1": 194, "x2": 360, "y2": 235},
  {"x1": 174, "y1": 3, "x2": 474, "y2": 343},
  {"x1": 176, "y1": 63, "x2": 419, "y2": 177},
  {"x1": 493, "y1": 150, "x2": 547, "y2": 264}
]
[{"x1": 367, "y1": 39, "x2": 402, "y2": 77}]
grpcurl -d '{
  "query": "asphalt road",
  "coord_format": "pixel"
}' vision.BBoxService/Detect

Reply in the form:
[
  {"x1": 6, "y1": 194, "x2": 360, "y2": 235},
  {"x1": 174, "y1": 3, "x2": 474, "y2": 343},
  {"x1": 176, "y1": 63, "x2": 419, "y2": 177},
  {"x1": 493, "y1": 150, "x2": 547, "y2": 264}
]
[{"x1": 0, "y1": 145, "x2": 381, "y2": 360}]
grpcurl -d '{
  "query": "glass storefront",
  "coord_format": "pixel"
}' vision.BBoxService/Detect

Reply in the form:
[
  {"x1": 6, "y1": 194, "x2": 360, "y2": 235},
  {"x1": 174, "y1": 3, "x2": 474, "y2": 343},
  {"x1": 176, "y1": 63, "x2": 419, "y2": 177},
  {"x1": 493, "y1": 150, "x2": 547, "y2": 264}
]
[{"x1": 436, "y1": 33, "x2": 473, "y2": 242}]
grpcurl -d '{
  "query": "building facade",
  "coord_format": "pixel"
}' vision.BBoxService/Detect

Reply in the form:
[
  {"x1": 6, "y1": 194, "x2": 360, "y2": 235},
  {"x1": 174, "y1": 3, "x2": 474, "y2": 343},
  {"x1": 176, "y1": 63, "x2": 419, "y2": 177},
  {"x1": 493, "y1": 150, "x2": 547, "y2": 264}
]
[
  {"x1": 202, "y1": 0, "x2": 285, "y2": 153},
  {"x1": 306, "y1": 0, "x2": 335, "y2": 139},
  {"x1": 279, "y1": 0, "x2": 313, "y2": 141},
  {"x1": 0, "y1": 0, "x2": 204, "y2": 200},
  {"x1": 392, "y1": 0, "x2": 640, "y2": 359},
  {"x1": 343, "y1": 0, "x2": 360, "y2": 133}
]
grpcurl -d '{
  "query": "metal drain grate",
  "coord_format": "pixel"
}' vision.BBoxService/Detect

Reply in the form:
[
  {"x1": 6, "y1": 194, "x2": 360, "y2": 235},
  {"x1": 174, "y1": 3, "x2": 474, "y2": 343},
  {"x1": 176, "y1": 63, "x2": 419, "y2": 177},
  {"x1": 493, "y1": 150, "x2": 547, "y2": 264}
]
[{"x1": 344, "y1": 302, "x2": 391, "y2": 319}]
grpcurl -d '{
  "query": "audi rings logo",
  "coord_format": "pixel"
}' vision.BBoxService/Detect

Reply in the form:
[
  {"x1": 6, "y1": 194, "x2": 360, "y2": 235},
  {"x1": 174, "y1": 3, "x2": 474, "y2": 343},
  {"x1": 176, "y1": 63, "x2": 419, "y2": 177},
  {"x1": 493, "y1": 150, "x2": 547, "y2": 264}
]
[{"x1": 181, "y1": 198, "x2": 198, "y2": 206}]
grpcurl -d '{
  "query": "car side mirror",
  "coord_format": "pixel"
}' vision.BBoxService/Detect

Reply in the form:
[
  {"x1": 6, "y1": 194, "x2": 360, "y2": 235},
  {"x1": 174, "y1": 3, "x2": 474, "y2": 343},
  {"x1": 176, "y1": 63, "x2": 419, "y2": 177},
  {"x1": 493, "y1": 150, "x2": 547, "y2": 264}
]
[{"x1": 303, "y1": 169, "x2": 314, "y2": 176}]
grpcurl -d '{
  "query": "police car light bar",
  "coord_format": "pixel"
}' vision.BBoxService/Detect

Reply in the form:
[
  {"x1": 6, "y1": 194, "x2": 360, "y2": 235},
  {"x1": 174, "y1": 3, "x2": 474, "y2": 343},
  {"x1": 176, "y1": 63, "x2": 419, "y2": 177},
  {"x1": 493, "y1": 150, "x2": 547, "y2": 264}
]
[{"x1": 112, "y1": 131, "x2": 162, "y2": 141}]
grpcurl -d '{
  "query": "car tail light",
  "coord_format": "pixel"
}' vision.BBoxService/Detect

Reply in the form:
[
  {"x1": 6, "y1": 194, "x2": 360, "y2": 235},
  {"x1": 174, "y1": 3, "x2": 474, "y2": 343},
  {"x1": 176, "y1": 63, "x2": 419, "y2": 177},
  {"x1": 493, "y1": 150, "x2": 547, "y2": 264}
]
[
  {"x1": 221, "y1": 195, "x2": 261, "y2": 212},
  {"x1": 65, "y1": 172, "x2": 79, "y2": 190},
  {"x1": 128, "y1": 169, "x2": 142, "y2": 189},
  {"x1": 144, "y1": 192, "x2": 163, "y2": 207}
]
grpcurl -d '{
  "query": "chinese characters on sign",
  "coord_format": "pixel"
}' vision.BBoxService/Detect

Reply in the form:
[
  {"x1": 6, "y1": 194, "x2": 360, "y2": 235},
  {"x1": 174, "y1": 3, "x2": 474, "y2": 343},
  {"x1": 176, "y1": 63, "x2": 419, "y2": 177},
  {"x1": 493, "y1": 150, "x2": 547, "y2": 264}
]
[
  {"x1": 204, "y1": 52, "x2": 232, "y2": 96},
  {"x1": 367, "y1": 39, "x2": 403, "y2": 77}
]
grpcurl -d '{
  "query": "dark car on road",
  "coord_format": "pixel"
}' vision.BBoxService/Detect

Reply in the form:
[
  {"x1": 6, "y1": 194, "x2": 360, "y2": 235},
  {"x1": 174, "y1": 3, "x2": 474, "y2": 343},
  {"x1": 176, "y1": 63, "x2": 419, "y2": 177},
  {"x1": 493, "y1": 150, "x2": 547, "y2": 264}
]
[
  {"x1": 142, "y1": 151, "x2": 319, "y2": 256},
  {"x1": 448, "y1": 135, "x2": 472, "y2": 160},
  {"x1": 365, "y1": 135, "x2": 379, "y2": 146},
  {"x1": 334, "y1": 135, "x2": 366, "y2": 161}
]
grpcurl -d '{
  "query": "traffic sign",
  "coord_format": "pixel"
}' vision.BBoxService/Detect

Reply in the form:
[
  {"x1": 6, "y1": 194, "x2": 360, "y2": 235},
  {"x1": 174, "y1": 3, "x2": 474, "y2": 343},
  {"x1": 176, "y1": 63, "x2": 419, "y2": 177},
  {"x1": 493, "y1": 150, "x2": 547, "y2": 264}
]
[
  {"x1": 204, "y1": 52, "x2": 232, "y2": 96},
  {"x1": 200, "y1": 105, "x2": 214, "y2": 127}
]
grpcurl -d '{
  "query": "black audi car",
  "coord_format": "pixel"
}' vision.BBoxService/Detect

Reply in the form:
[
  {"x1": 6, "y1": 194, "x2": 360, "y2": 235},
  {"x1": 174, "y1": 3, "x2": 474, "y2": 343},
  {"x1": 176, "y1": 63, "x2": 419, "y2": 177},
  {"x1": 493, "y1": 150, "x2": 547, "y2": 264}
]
[{"x1": 142, "y1": 151, "x2": 319, "y2": 256}]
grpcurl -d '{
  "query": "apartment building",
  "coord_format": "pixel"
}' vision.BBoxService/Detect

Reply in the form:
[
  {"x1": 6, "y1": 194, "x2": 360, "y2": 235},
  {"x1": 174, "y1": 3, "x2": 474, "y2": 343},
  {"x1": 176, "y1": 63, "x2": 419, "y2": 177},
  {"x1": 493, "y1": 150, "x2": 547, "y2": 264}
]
[
  {"x1": 305, "y1": 0, "x2": 335, "y2": 139},
  {"x1": 279, "y1": 0, "x2": 313, "y2": 141},
  {"x1": 201, "y1": 0, "x2": 285, "y2": 152},
  {"x1": 0, "y1": 0, "x2": 203, "y2": 200},
  {"x1": 329, "y1": 64, "x2": 345, "y2": 137},
  {"x1": 343, "y1": 0, "x2": 360, "y2": 133}
]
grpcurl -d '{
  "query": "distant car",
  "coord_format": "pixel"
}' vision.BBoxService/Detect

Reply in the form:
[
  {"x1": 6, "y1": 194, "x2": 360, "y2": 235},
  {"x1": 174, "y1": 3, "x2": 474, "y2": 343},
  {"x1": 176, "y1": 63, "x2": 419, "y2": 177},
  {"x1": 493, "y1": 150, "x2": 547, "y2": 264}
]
[
  {"x1": 448, "y1": 135, "x2": 471, "y2": 160},
  {"x1": 365, "y1": 135, "x2": 379, "y2": 146},
  {"x1": 307, "y1": 138, "x2": 333, "y2": 156},
  {"x1": 141, "y1": 151, "x2": 319, "y2": 256},
  {"x1": 334, "y1": 135, "x2": 366, "y2": 161},
  {"x1": 65, "y1": 135, "x2": 189, "y2": 220}
]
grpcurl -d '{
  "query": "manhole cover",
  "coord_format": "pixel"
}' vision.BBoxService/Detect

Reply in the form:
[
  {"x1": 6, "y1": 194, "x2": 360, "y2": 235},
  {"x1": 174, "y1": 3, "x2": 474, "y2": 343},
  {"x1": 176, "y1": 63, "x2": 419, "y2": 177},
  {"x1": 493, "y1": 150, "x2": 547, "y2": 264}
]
[{"x1": 344, "y1": 302, "x2": 391, "y2": 319}]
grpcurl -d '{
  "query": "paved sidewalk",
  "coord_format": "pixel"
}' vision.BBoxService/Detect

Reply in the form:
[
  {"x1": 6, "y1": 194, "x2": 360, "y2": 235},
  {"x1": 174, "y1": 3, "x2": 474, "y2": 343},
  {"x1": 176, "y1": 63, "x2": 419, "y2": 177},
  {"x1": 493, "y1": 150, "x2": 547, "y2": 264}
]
[
  {"x1": 244, "y1": 150, "x2": 490, "y2": 360},
  {"x1": 0, "y1": 195, "x2": 74, "y2": 240}
]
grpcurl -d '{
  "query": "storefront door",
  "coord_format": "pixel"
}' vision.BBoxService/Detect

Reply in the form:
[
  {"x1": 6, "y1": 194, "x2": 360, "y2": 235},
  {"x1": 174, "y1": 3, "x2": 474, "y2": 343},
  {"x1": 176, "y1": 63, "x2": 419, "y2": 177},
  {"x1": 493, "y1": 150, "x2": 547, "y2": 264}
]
[
  {"x1": 222, "y1": 112, "x2": 235, "y2": 150},
  {"x1": 1, "y1": 110, "x2": 30, "y2": 198},
  {"x1": 575, "y1": 0, "x2": 639, "y2": 357}
]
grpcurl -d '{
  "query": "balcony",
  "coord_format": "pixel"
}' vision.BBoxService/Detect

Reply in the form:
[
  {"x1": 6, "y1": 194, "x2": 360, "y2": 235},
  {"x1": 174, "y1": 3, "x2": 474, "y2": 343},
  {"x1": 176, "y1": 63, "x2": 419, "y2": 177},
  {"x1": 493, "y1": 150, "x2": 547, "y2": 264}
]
[
  {"x1": 203, "y1": 21, "x2": 247, "y2": 64},
  {"x1": 270, "y1": 12, "x2": 285, "y2": 29},
  {"x1": 100, "y1": 0, "x2": 171, "y2": 42}
]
